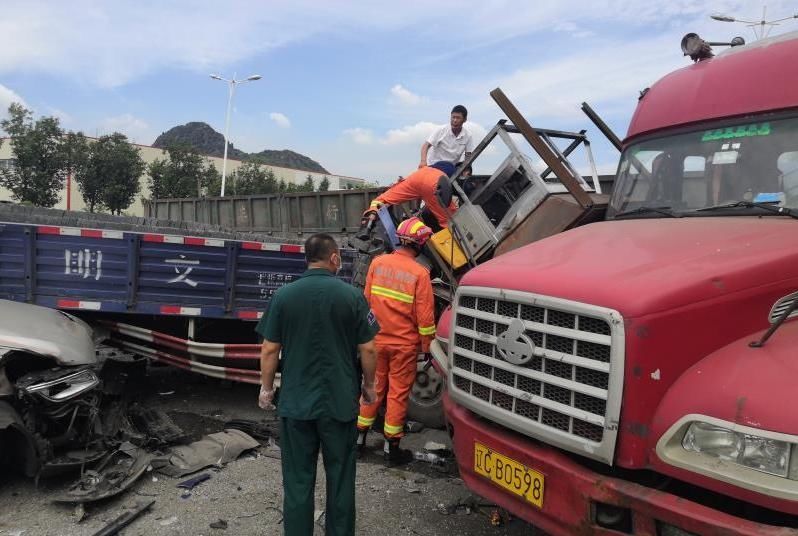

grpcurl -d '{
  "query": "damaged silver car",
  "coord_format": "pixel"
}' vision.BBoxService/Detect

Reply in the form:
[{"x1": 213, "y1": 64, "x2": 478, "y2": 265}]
[{"x1": 0, "y1": 300, "x2": 143, "y2": 479}]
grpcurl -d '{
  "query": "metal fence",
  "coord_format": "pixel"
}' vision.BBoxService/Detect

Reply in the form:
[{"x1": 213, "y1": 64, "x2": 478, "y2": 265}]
[
  {"x1": 144, "y1": 176, "x2": 615, "y2": 238},
  {"x1": 144, "y1": 189, "x2": 384, "y2": 238}
]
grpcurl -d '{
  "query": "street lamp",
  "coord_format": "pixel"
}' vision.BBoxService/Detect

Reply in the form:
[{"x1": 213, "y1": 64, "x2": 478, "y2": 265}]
[
  {"x1": 711, "y1": 6, "x2": 798, "y2": 40},
  {"x1": 209, "y1": 73, "x2": 262, "y2": 196}
]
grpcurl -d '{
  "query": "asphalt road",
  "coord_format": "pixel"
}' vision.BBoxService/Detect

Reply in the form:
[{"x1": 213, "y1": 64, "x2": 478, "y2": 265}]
[{"x1": 0, "y1": 365, "x2": 542, "y2": 536}]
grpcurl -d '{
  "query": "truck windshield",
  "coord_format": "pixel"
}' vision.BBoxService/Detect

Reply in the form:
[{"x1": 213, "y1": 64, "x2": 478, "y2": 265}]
[{"x1": 608, "y1": 115, "x2": 798, "y2": 218}]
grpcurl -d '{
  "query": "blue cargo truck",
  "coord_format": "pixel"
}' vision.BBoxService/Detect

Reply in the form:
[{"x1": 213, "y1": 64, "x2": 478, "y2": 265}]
[{"x1": 0, "y1": 208, "x2": 355, "y2": 384}]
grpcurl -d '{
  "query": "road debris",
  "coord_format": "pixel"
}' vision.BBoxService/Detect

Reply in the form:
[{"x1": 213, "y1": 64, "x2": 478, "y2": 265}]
[
  {"x1": 405, "y1": 421, "x2": 424, "y2": 433},
  {"x1": 177, "y1": 472, "x2": 211, "y2": 490},
  {"x1": 53, "y1": 443, "x2": 153, "y2": 503},
  {"x1": 158, "y1": 516, "x2": 179, "y2": 526},
  {"x1": 90, "y1": 499, "x2": 154, "y2": 536},
  {"x1": 262, "y1": 437, "x2": 282, "y2": 459},
  {"x1": 72, "y1": 503, "x2": 86, "y2": 523},
  {"x1": 423, "y1": 441, "x2": 447, "y2": 451},
  {"x1": 209, "y1": 518, "x2": 228, "y2": 530},
  {"x1": 152, "y1": 429, "x2": 259, "y2": 477},
  {"x1": 223, "y1": 418, "x2": 278, "y2": 441},
  {"x1": 127, "y1": 404, "x2": 186, "y2": 447}
]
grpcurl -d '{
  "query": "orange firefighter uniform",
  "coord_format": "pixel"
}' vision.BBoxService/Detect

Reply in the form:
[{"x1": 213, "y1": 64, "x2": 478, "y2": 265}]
[
  {"x1": 356, "y1": 248, "x2": 436, "y2": 439},
  {"x1": 367, "y1": 166, "x2": 456, "y2": 228}
]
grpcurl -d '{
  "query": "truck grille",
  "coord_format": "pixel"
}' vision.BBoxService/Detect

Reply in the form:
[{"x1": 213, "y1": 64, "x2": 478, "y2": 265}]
[{"x1": 449, "y1": 287, "x2": 624, "y2": 464}]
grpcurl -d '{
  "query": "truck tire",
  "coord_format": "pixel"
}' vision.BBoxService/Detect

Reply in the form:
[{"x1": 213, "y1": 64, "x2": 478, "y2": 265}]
[{"x1": 407, "y1": 361, "x2": 446, "y2": 429}]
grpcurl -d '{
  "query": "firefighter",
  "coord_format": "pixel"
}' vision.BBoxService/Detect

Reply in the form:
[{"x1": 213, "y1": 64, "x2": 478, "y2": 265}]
[
  {"x1": 363, "y1": 161, "x2": 456, "y2": 229},
  {"x1": 356, "y1": 217, "x2": 436, "y2": 466}
]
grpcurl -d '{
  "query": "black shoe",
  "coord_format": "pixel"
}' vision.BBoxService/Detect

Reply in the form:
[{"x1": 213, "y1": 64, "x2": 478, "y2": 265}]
[
  {"x1": 384, "y1": 439, "x2": 414, "y2": 467},
  {"x1": 356, "y1": 430, "x2": 368, "y2": 459}
]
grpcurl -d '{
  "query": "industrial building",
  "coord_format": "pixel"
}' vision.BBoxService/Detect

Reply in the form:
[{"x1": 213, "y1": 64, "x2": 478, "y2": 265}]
[{"x1": 0, "y1": 139, "x2": 366, "y2": 216}]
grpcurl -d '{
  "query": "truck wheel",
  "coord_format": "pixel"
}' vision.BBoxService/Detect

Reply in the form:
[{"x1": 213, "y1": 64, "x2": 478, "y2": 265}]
[{"x1": 407, "y1": 361, "x2": 445, "y2": 429}]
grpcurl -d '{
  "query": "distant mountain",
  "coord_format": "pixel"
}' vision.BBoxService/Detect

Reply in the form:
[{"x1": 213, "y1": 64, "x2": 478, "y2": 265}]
[{"x1": 152, "y1": 122, "x2": 329, "y2": 174}]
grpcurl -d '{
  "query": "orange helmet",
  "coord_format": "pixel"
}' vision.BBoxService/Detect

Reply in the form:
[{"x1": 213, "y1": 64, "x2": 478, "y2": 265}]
[{"x1": 396, "y1": 217, "x2": 433, "y2": 247}]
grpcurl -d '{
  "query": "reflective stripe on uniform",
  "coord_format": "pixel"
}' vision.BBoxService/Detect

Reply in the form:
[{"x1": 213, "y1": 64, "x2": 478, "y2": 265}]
[
  {"x1": 418, "y1": 325, "x2": 436, "y2": 336},
  {"x1": 371, "y1": 285, "x2": 414, "y2": 304},
  {"x1": 384, "y1": 422, "x2": 404, "y2": 436},
  {"x1": 358, "y1": 415, "x2": 376, "y2": 428}
]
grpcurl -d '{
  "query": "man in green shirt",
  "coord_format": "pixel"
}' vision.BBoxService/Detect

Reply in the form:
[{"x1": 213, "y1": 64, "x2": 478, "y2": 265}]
[{"x1": 256, "y1": 233, "x2": 378, "y2": 536}]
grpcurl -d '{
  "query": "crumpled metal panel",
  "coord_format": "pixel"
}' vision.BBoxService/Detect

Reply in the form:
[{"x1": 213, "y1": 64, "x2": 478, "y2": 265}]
[{"x1": 0, "y1": 300, "x2": 95, "y2": 366}]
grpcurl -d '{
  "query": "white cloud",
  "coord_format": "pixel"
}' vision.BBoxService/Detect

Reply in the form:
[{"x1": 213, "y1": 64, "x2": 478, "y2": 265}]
[
  {"x1": 98, "y1": 113, "x2": 151, "y2": 141},
  {"x1": 45, "y1": 106, "x2": 73, "y2": 125},
  {"x1": 269, "y1": 112, "x2": 291, "y2": 128},
  {"x1": 382, "y1": 121, "x2": 440, "y2": 145},
  {"x1": 389, "y1": 84, "x2": 424, "y2": 106},
  {"x1": 343, "y1": 127, "x2": 375, "y2": 145},
  {"x1": 1, "y1": 0, "x2": 777, "y2": 88},
  {"x1": 344, "y1": 121, "x2": 489, "y2": 148},
  {"x1": 0, "y1": 84, "x2": 27, "y2": 118}
]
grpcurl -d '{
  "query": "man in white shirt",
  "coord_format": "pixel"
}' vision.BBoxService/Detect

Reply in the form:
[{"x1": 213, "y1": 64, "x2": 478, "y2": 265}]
[{"x1": 419, "y1": 105, "x2": 474, "y2": 168}]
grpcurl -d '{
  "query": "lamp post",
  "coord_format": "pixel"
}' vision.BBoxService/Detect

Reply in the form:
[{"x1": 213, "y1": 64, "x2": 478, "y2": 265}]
[
  {"x1": 209, "y1": 73, "x2": 262, "y2": 196},
  {"x1": 711, "y1": 6, "x2": 798, "y2": 40}
]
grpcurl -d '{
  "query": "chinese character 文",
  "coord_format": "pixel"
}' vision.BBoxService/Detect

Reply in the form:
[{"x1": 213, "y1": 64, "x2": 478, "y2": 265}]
[{"x1": 165, "y1": 255, "x2": 200, "y2": 287}]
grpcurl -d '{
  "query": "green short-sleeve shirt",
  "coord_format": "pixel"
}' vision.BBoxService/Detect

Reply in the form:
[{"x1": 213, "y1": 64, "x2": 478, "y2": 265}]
[{"x1": 255, "y1": 268, "x2": 379, "y2": 421}]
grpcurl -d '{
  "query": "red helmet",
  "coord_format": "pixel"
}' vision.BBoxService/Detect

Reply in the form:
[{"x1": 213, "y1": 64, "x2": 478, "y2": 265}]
[{"x1": 396, "y1": 217, "x2": 433, "y2": 247}]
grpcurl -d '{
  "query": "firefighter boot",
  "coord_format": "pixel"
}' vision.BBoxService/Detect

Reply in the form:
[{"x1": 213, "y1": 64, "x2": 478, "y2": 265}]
[
  {"x1": 356, "y1": 430, "x2": 369, "y2": 459},
  {"x1": 384, "y1": 438, "x2": 414, "y2": 467}
]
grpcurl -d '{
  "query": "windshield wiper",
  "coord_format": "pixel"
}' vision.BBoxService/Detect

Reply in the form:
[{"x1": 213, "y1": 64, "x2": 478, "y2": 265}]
[
  {"x1": 694, "y1": 201, "x2": 798, "y2": 220},
  {"x1": 613, "y1": 206, "x2": 680, "y2": 219}
]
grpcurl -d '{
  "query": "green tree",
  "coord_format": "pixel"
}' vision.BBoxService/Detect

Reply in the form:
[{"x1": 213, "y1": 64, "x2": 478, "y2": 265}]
[
  {"x1": 263, "y1": 170, "x2": 278, "y2": 194},
  {"x1": 62, "y1": 131, "x2": 89, "y2": 186},
  {"x1": 346, "y1": 181, "x2": 378, "y2": 190},
  {"x1": 0, "y1": 103, "x2": 71, "y2": 207},
  {"x1": 235, "y1": 161, "x2": 274, "y2": 195},
  {"x1": 202, "y1": 163, "x2": 223, "y2": 196},
  {"x1": 301, "y1": 174, "x2": 315, "y2": 192},
  {"x1": 317, "y1": 176, "x2": 330, "y2": 191},
  {"x1": 88, "y1": 133, "x2": 145, "y2": 214},
  {"x1": 147, "y1": 143, "x2": 206, "y2": 199}
]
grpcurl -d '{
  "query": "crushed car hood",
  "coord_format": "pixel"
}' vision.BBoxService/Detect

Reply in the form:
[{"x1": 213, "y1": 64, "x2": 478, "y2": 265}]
[{"x1": 0, "y1": 300, "x2": 96, "y2": 365}]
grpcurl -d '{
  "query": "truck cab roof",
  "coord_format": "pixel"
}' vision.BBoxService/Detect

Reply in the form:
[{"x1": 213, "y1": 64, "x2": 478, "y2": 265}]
[{"x1": 626, "y1": 30, "x2": 798, "y2": 143}]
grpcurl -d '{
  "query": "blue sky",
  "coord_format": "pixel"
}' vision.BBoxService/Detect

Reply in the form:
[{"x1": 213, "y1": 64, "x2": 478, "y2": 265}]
[{"x1": 1, "y1": 0, "x2": 796, "y2": 184}]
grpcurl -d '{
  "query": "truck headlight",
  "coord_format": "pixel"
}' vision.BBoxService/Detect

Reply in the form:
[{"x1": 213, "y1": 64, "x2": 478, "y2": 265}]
[{"x1": 683, "y1": 421, "x2": 791, "y2": 477}]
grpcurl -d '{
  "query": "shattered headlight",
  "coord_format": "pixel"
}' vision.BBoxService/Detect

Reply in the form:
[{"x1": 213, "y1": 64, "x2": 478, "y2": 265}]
[
  {"x1": 22, "y1": 369, "x2": 99, "y2": 403},
  {"x1": 682, "y1": 421, "x2": 791, "y2": 478}
]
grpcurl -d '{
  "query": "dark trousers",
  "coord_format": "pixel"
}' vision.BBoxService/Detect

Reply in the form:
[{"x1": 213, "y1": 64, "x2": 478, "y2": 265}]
[{"x1": 280, "y1": 417, "x2": 358, "y2": 536}]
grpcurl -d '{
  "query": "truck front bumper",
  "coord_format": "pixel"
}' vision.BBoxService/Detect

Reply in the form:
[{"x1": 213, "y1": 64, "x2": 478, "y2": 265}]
[{"x1": 443, "y1": 393, "x2": 796, "y2": 536}]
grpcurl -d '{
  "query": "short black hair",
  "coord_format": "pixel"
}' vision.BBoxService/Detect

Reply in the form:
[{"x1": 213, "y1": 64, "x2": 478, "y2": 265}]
[
  {"x1": 305, "y1": 233, "x2": 339, "y2": 263},
  {"x1": 459, "y1": 163, "x2": 473, "y2": 175},
  {"x1": 451, "y1": 105, "x2": 468, "y2": 119}
]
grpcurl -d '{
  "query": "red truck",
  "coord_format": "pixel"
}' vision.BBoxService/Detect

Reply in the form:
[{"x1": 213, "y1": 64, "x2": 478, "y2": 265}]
[{"x1": 434, "y1": 31, "x2": 798, "y2": 534}]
